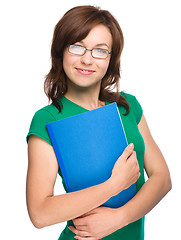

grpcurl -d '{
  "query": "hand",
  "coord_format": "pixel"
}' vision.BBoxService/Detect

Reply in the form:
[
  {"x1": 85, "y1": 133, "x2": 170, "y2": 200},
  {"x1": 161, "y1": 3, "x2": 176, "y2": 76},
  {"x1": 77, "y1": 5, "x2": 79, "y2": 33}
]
[
  {"x1": 69, "y1": 206, "x2": 124, "y2": 240},
  {"x1": 110, "y1": 143, "x2": 140, "y2": 195}
]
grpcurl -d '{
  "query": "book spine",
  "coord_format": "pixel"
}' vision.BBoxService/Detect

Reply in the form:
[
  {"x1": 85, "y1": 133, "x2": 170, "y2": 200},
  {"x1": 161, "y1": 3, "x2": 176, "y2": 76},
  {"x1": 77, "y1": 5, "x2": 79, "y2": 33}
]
[
  {"x1": 46, "y1": 124, "x2": 72, "y2": 192},
  {"x1": 115, "y1": 105, "x2": 128, "y2": 146},
  {"x1": 115, "y1": 105, "x2": 137, "y2": 194}
]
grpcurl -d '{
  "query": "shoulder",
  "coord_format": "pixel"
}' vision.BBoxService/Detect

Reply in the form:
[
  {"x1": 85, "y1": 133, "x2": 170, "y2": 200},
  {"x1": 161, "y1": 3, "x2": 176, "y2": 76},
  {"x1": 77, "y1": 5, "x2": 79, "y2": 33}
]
[
  {"x1": 34, "y1": 104, "x2": 59, "y2": 120},
  {"x1": 120, "y1": 92, "x2": 143, "y2": 124},
  {"x1": 29, "y1": 104, "x2": 58, "y2": 128},
  {"x1": 27, "y1": 104, "x2": 59, "y2": 145}
]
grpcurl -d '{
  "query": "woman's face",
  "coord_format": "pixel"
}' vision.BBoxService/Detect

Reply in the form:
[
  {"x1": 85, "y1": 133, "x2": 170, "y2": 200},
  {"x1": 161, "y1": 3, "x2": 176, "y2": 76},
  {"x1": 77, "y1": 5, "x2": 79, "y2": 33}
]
[{"x1": 63, "y1": 24, "x2": 112, "y2": 90}]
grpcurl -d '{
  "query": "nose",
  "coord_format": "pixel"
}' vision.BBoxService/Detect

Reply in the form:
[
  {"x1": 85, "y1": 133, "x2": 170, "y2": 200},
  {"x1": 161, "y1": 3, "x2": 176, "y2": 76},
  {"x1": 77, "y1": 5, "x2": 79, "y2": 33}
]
[{"x1": 80, "y1": 50, "x2": 94, "y2": 65}]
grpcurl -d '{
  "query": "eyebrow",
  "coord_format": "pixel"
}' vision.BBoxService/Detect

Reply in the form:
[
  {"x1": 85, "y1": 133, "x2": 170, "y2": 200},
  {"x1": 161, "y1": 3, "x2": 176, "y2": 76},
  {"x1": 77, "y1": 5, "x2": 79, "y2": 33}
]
[
  {"x1": 79, "y1": 41, "x2": 110, "y2": 49},
  {"x1": 95, "y1": 43, "x2": 109, "y2": 48}
]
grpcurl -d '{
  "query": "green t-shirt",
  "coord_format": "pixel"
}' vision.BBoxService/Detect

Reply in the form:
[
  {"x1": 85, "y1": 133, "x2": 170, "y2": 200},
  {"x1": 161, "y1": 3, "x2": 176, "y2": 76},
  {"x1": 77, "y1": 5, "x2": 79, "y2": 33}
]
[{"x1": 27, "y1": 92, "x2": 145, "y2": 240}]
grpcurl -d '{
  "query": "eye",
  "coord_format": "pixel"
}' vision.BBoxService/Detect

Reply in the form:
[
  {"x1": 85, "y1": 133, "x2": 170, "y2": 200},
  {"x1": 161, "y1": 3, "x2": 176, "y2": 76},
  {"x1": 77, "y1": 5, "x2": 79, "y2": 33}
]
[
  {"x1": 95, "y1": 48, "x2": 107, "y2": 54},
  {"x1": 68, "y1": 45, "x2": 85, "y2": 55},
  {"x1": 92, "y1": 48, "x2": 109, "y2": 58}
]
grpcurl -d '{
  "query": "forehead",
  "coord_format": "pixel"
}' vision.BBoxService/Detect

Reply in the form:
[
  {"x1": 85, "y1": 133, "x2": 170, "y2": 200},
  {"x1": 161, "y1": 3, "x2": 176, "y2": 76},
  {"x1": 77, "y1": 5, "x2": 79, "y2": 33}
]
[{"x1": 79, "y1": 24, "x2": 112, "y2": 48}]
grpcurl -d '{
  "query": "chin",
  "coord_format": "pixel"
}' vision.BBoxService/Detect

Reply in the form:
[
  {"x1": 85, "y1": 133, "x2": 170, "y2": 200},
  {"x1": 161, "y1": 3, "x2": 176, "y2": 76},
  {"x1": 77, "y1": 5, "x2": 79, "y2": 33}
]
[{"x1": 71, "y1": 78, "x2": 101, "y2": 89}]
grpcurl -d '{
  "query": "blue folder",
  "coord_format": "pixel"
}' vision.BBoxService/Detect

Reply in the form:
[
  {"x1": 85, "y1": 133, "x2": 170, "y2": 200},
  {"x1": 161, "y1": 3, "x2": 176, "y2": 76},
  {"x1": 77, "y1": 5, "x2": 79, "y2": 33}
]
[{"x1": 46, "y1": 102, "x2": 136, "y2": 208}]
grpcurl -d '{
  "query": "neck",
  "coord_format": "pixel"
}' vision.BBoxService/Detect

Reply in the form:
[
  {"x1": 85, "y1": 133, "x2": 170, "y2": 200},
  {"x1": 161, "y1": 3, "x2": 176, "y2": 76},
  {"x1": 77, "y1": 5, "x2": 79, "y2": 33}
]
[{"x1": 64, "y1": 82, "x2": 104, "y2": 110}]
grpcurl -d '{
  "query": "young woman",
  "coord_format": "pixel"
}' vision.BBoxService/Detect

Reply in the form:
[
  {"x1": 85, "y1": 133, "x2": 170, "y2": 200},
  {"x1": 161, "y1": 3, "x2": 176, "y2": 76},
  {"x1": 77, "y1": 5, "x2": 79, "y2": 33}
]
[{"x1": 26, "y1": 5, "x2": 171, "y2": 240}]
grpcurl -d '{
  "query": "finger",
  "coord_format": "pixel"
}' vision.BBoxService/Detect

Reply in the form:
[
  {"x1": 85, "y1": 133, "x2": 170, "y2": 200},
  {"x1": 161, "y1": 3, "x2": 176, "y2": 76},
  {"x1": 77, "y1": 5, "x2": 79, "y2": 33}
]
[
  {"x1": 74, "y1": 225, "x2": 88, "y2": 231},
  {"x1": 69, "y1": 226, "x2": 91, "y2": 237},
  {"x1": 73, "y1": 217, "x2": 88, "y2": 226},
  {"x1": 75, "y1": 237, "x2": 96, "y2": 240},
  {"x1": 75, "y1": 236, "x2": 96, "y2": 240},
  {"x1": 121, "y1": 143, "x2": 134, "y2": 161},
  {"x1": 68, "y1": 226, "x2": 77, "y2": 235},
  {"x1": 73, "y1": 219, "x2": 85, "y2": 226}
]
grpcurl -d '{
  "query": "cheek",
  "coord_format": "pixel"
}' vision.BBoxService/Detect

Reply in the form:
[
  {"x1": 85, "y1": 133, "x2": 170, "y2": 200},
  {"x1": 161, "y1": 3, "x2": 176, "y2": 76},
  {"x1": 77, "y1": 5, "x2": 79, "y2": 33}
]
[
  {"x1": 98, "y1": 59, "x2": 110, "y2": 76},
  {"x1": 63, "y1": 52, "x2": 71, "y2": 74}
]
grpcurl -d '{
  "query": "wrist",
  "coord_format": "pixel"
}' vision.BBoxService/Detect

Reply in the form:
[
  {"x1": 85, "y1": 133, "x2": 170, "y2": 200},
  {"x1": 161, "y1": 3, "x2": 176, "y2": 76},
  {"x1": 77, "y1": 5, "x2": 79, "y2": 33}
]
[
  {"x1": 107, "y1": 177, "x2": 124, "y2": 197},
  {"x1": 115, "y1": 205, "x2": 130, "y2": 229}
]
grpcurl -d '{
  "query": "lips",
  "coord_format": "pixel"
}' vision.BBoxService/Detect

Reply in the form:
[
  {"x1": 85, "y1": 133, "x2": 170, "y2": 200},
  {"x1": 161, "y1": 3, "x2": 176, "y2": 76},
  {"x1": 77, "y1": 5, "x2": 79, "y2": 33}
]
[{"x1": 76, "y1": 68, "x2": 95, "y2": 75}]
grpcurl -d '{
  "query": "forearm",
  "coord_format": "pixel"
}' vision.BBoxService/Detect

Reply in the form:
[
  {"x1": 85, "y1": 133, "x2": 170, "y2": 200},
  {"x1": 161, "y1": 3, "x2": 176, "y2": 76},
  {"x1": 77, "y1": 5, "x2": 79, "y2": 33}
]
[
  {"x1": 34, "y1": 179, "x2": 115, "y2": 228},
  {"x1": 27, "y1": 139, "x2": 136, "y2": 230},
  {"x1": 117, "y1": 173, "x2": 172, "y2": 227}
]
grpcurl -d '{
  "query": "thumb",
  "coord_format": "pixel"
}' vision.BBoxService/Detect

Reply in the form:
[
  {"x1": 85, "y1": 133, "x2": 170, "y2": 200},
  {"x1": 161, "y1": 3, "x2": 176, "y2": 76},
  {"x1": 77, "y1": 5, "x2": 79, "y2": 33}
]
[{"x1": 121, "y1": 143, "x2": 134, "y2": 161}]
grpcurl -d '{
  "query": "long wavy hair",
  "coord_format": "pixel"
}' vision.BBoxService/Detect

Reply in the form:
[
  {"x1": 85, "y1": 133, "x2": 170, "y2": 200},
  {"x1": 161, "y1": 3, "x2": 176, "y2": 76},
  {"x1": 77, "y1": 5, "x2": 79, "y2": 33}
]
[{"x1": 44, "y1": 5, "x2": 129, "y2": 114}]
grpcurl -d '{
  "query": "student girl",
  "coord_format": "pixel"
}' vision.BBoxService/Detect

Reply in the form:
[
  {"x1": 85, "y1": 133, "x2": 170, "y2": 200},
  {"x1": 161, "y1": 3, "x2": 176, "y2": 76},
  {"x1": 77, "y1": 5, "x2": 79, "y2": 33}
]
[{"x1": 26, "y1": 5, "x2": 171, "y2": 240}]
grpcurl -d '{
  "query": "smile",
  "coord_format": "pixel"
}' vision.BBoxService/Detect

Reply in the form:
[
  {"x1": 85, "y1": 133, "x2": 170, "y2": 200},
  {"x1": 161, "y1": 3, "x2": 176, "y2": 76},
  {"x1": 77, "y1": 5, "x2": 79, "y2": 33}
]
[{"x1": 76, "y1": 68, "x2": 95, "y2": 75}]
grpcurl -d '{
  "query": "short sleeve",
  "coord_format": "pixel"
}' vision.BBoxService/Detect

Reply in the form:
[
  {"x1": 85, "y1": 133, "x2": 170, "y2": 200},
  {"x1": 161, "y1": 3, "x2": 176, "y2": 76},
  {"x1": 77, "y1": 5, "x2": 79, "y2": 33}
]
[
  {"x1": 26, "y1": 109, "x2": 56, "y2": 145},
  {"x1": 121, "y1": 92, "x2": 143, "y2": 124},
  {"x1": 132, "y1": 96, "x2": 143, "y2": 124}
]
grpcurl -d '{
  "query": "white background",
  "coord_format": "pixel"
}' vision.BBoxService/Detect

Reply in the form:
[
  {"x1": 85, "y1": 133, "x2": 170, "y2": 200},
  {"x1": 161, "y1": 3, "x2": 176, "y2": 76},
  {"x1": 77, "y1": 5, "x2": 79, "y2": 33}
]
[{"x1": 1, "y1": 0, "x2": 180, "y2": 239}]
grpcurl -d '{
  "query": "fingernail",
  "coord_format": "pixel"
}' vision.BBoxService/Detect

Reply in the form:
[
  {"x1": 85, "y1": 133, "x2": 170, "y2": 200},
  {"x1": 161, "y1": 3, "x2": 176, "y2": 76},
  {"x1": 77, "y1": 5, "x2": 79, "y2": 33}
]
[{"x1": 128, "y1": 143, "x2": 134, "y2": 149}]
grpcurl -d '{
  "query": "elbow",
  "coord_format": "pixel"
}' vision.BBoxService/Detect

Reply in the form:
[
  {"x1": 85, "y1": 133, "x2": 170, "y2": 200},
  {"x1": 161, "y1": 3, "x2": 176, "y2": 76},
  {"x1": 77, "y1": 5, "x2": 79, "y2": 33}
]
[
  {"x1": 167, "y1": 175, "x2": 172, "y2": 193},
  {"x1": 163, "y1": 172, "x2": 172, "y2": 195},
  {"x1": 30, "y1": 213, "x2": 46, "y2": 229},
  {"x1": 28, "y1": 208, "x2": 48, "y2": 229},
  {"x1": 28, "y1": 206, "x2": 65, "y2": 229},
  {"x1": 32, "y1": 218, "x2": 45, "y2": 229},
  {"x1": 158, "y1": 169, "x2": 172, "y2": 195}
]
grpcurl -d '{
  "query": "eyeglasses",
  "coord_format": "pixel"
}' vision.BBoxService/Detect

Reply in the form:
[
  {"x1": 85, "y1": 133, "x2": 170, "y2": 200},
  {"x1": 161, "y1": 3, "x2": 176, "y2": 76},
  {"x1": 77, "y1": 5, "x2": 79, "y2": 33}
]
[{"x1": 67, "y1": 45, "x2": 111, "y2": 59}]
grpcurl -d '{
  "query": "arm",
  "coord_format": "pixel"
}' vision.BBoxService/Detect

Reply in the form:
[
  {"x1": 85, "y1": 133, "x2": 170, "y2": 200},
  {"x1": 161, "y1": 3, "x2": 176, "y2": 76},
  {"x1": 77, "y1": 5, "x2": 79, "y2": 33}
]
[
  {"x1": 118, "y1": 114, "x2": 172, "y2": 225},
  {"x1": 26, "y1": 135, "x2": 138, "y2": 229},
  {"x1": 70, "y1": 114, "x2": 172, "y2": 239},
  {"x1": 26, "y1": 135, "x2": 114, "y2": 228}
]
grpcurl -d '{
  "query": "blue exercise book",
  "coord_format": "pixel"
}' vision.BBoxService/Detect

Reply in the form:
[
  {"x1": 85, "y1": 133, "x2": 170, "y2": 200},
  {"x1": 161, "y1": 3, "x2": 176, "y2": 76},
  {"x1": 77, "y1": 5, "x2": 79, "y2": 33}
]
[{"x1": 46, "y1": 102, "x2": 136, "y2": 208}]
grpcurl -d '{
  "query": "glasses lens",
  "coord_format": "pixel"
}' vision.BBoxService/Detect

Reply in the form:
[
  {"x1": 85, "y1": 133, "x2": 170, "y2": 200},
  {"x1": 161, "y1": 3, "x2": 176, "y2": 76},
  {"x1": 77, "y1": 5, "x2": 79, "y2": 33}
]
[
  {"x1": 92, "y1": 49, "x2": 108, "y2": 59},
  {"x1": 68, "y1": 45, "x2": 85, "y2": 55}
]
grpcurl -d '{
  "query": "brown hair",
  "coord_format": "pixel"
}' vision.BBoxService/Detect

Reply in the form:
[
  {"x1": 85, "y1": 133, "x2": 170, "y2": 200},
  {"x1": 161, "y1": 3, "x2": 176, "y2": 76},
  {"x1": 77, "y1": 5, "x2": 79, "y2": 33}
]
[{"x1": 44, "y1": 5, "x2": 129, "y2": 114}]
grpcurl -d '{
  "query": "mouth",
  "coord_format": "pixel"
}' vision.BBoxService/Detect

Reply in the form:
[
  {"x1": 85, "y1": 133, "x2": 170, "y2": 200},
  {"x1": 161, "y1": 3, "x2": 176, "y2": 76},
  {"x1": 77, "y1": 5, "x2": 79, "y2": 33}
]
[{"x1": 75, "y1": 68, "x2": 95, "y2": 75}]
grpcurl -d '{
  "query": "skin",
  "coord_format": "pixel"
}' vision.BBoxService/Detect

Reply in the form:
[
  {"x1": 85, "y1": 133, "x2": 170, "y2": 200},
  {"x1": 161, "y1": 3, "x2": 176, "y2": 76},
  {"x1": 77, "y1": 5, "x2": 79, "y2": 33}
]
[
  {"x1": 26, "y1": 24, "x2": 172, "y2": 239},
  {"x1": 69, "y1": 115, "x2": 172, "y2": 239},
  {"x1": 63, "y1": 24, "x2": 112, "y2": 110}
]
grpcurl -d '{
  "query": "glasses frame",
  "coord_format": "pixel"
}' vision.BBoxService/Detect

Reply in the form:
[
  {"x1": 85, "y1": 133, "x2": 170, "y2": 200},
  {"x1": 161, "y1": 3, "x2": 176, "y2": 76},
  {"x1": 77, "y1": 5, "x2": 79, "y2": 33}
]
[{"x1": 67, "y1": 45, "x2": 112, "y2": 59}]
